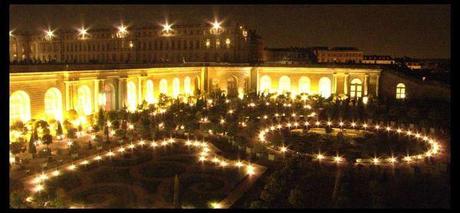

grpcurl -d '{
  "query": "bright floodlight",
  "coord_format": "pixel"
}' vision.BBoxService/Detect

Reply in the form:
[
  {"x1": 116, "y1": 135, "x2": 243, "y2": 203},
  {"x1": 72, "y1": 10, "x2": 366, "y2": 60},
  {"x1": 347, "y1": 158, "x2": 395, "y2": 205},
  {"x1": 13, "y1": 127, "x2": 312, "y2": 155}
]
[
  {"x1": 118, "y1": 24, "x2": 127, "y2": 33},
  {"x1": 78, "y1": 26, "x2": 89, "y2": 40},
  {"x1": 212, "y1": 20, "x2": 222, "y2": 30},
  {"x1": 116, "y1": 24, "x2": 128, "y2": 38},
  {"x1": 210, "y1": 19, "x2": 224, "y2": 35},
  {"x1": 44, "y1": 28, "x2": 55, "y2": 41},
  {"x1": 9, "y1": 30, "x2": 13, "y2": 37},
  {"x1": 161, "y1": 21, "x2": 173, "y2": 33}
]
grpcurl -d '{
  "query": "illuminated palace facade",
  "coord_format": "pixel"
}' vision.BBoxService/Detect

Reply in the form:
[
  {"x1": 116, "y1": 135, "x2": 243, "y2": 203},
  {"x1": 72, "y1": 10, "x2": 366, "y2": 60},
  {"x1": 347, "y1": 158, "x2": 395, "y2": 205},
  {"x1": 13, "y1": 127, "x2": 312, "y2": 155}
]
[
  {"x1": 9, "y1": 64, "x2": 381, "y2": 124},
  {"x1": 10, "y1": 21, "x2": 262, "y2": 64}
]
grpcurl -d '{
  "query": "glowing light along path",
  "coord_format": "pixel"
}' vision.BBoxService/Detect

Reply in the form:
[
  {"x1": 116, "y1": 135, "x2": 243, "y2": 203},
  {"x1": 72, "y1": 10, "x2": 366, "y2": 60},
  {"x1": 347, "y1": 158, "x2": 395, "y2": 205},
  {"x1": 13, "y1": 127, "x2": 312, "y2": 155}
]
[
  {"x1": 257, "y1": 120, "x2": 442, "y2": 166},
  {"x1": 23, "y1": 138, "x2": 257, "y2": 208}
]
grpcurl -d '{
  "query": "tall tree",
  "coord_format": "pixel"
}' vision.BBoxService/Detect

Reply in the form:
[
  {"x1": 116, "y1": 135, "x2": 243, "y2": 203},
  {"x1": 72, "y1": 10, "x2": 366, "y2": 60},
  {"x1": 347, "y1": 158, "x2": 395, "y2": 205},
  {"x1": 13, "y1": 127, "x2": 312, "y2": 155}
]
[
  {"x1": 28, "y1": 135, "x2": 37, "y2": 159},
  {"x1": 97, "y1": 108, "x2": 106, "y2": 129},
  {"x1": 56, "y1": 121, "x2": 63, "y2": 137}
]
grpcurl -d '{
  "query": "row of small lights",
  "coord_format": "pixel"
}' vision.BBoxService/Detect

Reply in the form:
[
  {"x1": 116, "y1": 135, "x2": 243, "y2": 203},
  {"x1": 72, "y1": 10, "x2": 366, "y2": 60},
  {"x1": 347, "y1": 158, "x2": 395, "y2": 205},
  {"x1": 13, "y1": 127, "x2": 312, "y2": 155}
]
[
  {"x1": 24, "y1": 138, "x2": 256, "y2": 208},
  {"x1": 257, "y1": 119, "x2": 441, "y2": 167},
  {"x1": 10, "y1": 19, "x2": 226, "y2": 41}
]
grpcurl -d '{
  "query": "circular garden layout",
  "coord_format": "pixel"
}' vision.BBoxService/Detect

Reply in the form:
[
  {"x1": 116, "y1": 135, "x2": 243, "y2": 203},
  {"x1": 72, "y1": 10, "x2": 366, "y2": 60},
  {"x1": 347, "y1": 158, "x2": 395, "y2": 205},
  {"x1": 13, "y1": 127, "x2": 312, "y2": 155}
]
[
  {"x1": 25, "y1": 140, "x2": 252, "y2": 208},
  {"x1": 20, "y1": 97, "x2": 445, "y2": 208}
]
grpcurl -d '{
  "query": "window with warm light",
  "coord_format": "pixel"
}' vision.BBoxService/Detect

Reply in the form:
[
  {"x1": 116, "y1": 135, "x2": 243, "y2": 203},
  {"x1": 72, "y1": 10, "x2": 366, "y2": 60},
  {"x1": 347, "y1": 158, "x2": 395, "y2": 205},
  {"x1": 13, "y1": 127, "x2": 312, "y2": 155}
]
[
  {"x1": 278, "y1": 76, "x2": 291, "y2": 94},
  {"x1": 44, "y1": 87, "x2": 63, "y2": 121},
  {"x1": 260, "y1": 75, "x2": 272, "y2": 93},
  {"x1": 184, "y1": 76, "x2": 192, "y2": 96},
  {"x1": 127, "y1": 81, "x2": 137, "y2": 112},
  {"x1": 225, "y1": 38, "x2": 231, "y2": 48},
  {"x1": 298, "y1": 76, "x2": 311, "y2": 94},
  {"x1": 319, "y1": 77, "x2": 332, "y2": 98},
  {"x1": 159, "y1": 79, "x2": 168, "y2": 95},
  {"x1": 10, "y1": 91, "x2": 31, "y2": 125},
  {"x1": 350, "y1": 78, "x2": 363, "y2": 98},
  {"x1": 77, "y1": 85, "x2": 92, "y2": 115},
  {"x1": 146, "y1": 80, "x2": 155, "y2": 104},
  {"x1": 173, "y1": 78, "x2": 180, "y2": 98},
  {"x1": 396, "y1": 83, "x2": 406, "y2": 99}
]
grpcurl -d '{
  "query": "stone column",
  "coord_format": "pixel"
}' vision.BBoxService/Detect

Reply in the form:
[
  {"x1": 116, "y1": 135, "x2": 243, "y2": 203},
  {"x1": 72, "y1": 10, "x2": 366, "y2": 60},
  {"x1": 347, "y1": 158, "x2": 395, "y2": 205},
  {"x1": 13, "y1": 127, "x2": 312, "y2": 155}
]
[
  {"x1": 375, "y1": 75, "x2": 380, "y2": 97},
  {"x1": 93, "y1": 79, "x2": 100, "y2": 112},
  {"x1": 71, "y1": 82, "x2": 78, "y2": 111},
  {"x1": 64, "y1": 81, "x2": 71, "y2": 111},
  {"x1": 364, "y1": 74, "x2": 369, "y2": 96},
  {"x1": 118, "y1": 78, "x2": 128, "y2": 109},
  {"x1": 138, "y1": 76, "x2": 145, "y2": 104},
  {"x1": 201, "y1": 67, "x2": 208, "y2": 93},
  {"x1": 250, "y1": 67, "x2": 258, "y2": 93},
  {"x1": 343, "y1": 73, "x2": 349, "y2": 95},
  {"x1": 332, "y1": 73, "x2": 338, "y2": 95}
]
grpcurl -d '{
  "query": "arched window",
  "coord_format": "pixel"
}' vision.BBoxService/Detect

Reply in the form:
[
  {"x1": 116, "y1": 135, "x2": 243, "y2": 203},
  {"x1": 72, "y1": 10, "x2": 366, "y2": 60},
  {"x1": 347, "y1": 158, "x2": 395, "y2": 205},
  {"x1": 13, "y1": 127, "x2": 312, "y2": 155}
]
[
  {"x1": 10, "y1": 91, "x2": 31, "y2": 124},
  {"x1": 350, "y1": 78, "x2": 363, "y2": 98},
  {"x1": 298, "y1": 76, "x2": 311, "y2": 94},
  {"x1": 159, "y1": 79, "x2": 168, "y2": 95},
  {"x1": 173, "y1": 78, "x2": 180, "y2": 98},
  {"x1": 260, "y1": 75, "x2": 271, "y2": 93},
  {"x1": 127, "y1": 81, "x2": 137, "y2": 112},
  {"x1": 184, "y1": 76, "x2": 192, "y2": 96},
  {"x1": 227, "y1": 76, "x2": 238, "y2": 97},
  {"x1": 145, "y1": 80, "x2": 155, "y2": 104},
  {"x1": 319, "y1": 77, "x2": 332, "y2": 98},
  {"x1": 278, "y1": 76, "x2": 291, "y2": 94},
  {"x1": 44, "y1": 87, "x2": 63, "y2": 121},
  {"x1": 396, "y1": 83, "x2": 406, "y2": 99},
  {"x1": 104, "y1": 83, "x2": 116, "y2": 111},
  {"x1": 77, "y1": 85, "x2": 92, "y2": 115}
]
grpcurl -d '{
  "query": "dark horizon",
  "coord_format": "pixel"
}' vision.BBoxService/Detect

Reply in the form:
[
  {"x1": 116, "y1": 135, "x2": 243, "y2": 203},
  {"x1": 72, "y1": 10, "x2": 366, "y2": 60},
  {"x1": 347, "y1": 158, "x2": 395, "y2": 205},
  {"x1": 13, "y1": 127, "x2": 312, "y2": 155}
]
[{"x1": 9, "y1": 4, "x2": 451, "y2": 59}]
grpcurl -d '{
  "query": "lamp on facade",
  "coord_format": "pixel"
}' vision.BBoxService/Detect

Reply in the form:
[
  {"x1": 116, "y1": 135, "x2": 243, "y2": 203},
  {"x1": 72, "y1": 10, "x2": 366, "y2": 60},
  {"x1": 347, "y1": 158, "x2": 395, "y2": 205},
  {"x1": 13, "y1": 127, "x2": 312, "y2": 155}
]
[
  {"x1": 209, "y1": 19, "x2": 224, "y2": 35},
  {"x1": 44, "y1": 28, "x2": 55, "y2": 41},
  {"x1": 116, "y1": 24, "x2": 128, "y2": 38},
  {"x1": 362, "y1": 96, "x2": 368, "y2": 105},
  {"x1": 9, "y1": 30, "x2": 14, "y2": 37},
  {"x1": 160, "y1": 21, "x2": 174, "y2": 37},
  {"x1": 78, "y1": 26, "x2": 89, "y2": 40}
]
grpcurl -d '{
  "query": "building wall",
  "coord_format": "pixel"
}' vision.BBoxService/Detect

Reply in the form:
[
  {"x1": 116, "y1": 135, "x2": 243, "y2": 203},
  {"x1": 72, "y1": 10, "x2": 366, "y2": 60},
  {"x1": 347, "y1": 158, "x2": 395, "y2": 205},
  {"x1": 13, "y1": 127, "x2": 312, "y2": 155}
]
[
  {"x1": 10, "y1": 23, "x2": 257, "y2": 64},
  {"x1": 379, "y1": 70, "x2": 450, "y2": 101},
  {"x1": 10, "y1": 65, "x2": 381, "y2": 123},
  {"x1": 315, "y1": 50, "x2": 364, "y2": 63}
]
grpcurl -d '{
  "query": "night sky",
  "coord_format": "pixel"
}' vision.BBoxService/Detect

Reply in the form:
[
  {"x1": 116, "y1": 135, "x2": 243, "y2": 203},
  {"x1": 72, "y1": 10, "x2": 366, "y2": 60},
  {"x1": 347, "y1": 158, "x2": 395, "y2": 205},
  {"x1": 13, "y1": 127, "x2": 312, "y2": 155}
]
[{"x1": 10, "y1": 4, "x2": 450, "y2": 59}]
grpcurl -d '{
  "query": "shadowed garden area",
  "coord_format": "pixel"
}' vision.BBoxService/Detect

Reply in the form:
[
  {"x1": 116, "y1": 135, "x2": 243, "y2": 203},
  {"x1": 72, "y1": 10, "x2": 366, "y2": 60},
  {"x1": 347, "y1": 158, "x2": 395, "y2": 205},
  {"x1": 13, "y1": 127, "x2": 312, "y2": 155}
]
[{"x1": 30, "y1": 145, "x2": 247, "y2": 208}]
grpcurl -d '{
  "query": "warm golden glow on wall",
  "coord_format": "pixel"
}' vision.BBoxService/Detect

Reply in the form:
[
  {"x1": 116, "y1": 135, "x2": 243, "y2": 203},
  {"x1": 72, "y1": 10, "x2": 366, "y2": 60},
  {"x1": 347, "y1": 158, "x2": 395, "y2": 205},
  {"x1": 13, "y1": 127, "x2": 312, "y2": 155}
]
[
  {"x1": 10, "y1": 90, "x2": 31, "y2": 125},
  {"x1": 319, "y1": 77, "x2": 332, "y2": 98},
  {"x1": 278, "y1": 76, "x2": 291, "y2": 94},
  {"x1": 127, "y1": 81, "x2": 137, "y2": 112},
  {"x1": 260, "y1": 75, "x2": 271, "y2": 93},
  {"x1": 298, "y1": 76, "x2": 311, "y2": 94},
  {"x1": 184, "y1": 76, "x2": 192, "y2": 96},
  {"x1": 160, "y1": 79, "x2": 168, "y2": 95},
  {"x1": 77, "y1": 85, "x2": 92, "y2": 116},
  {"x1": 44, "y1": 87, "x2": 63, "y2": 121},
  {"x1": 146, "y1": 80, "x2": 155, "y2": 104},
  {"x1": 173, "y1": 78, "x2": 180, "y2": 98}
]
